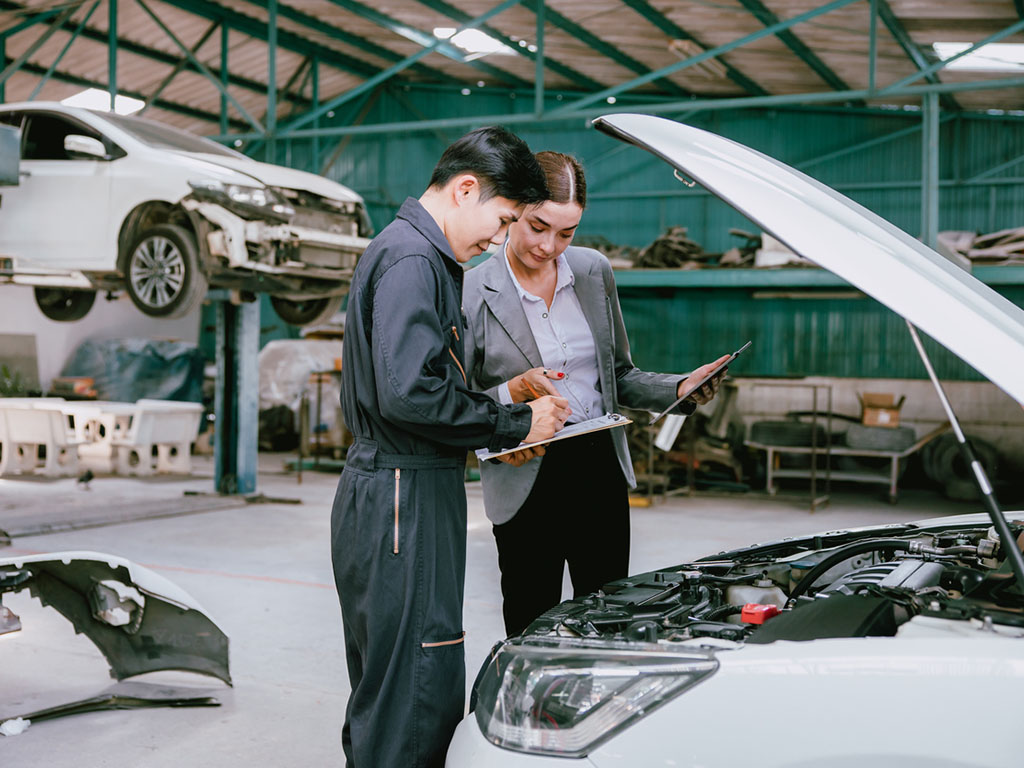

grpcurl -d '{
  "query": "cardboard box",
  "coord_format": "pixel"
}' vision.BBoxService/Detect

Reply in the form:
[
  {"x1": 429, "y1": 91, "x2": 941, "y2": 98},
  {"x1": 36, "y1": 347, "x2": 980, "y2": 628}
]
[{"x1": 859, "y1": 392, "x2": 906, "y2": 428}]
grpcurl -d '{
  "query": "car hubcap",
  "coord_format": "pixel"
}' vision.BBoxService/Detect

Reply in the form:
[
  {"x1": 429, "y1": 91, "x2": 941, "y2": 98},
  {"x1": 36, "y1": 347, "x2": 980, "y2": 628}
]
[{"x1": 130, "y1": 236, "x2": 185, "y2": 308}]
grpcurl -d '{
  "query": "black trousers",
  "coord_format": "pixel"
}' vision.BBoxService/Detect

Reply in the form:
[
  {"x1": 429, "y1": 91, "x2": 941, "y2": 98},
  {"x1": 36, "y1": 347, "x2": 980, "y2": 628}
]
[
  {"x1": 492, "y1": 429, "x2": 630, "y2": 637},
  {"x1": 331, "y1": 439, "x2": 468, "y2": 768}
]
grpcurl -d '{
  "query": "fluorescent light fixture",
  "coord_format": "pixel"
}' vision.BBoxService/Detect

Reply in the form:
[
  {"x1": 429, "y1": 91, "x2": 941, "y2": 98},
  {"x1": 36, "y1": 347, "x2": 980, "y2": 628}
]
[
  {"x1": 433, "y1": 26, "x2": 515, "y2": 56},
  {"x1": 61, "y1": 87, "x2": 145, "y2": 115},
  {"x1": 933, "y1": 42, "x2": 1024, "y2": 72}
]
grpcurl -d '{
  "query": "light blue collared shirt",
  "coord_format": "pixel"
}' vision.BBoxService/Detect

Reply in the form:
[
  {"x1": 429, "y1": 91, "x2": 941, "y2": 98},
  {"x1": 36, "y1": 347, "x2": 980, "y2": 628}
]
[{"x1": 497, "y1": 243, "x2": 603, "y2": 423}]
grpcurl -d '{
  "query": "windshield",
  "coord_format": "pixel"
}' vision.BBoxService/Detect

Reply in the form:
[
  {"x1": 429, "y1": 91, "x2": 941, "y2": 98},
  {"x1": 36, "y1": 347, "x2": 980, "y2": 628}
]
[{"x1": 94, "y1": 111, "x2": 244, "y2": 158}]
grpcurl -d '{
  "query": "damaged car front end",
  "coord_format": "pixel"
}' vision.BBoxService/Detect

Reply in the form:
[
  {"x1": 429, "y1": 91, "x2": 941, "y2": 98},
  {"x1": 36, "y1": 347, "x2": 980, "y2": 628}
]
[
  {"x1": 0, "y1": 550, "x2": 230, "y2": 684},
  {"x1": 182, "y1": 177, "x2": 371, "y2": 322}
]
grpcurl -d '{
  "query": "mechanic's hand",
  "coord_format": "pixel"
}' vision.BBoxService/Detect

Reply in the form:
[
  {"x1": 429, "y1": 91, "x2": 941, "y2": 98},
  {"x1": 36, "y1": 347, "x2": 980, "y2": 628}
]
[
  {"x1": 525, "y1": 395, "x2": 571, "y2": 443},
  {"x1": 496, "y1": 445, "x2": 546, "y2": 467},
  {"x1": 509, "y1": 367, "x2": 564, "y2": 402},
  {"x1": 678, "y1": 354, "x2": 731, "y2": 406}
]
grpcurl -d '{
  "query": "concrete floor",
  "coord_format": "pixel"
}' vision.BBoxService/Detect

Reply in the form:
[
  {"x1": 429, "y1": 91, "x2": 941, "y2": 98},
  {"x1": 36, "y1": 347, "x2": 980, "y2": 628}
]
[{"x1": 0, "y1": 454, "x2": 979, "y2": 765}]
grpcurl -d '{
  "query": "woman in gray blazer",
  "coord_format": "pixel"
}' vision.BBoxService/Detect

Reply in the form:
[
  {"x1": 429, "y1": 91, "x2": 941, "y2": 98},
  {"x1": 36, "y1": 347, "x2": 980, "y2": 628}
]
[{"x1": 463, "y1": 151, "x2": 729, "y2": 636}]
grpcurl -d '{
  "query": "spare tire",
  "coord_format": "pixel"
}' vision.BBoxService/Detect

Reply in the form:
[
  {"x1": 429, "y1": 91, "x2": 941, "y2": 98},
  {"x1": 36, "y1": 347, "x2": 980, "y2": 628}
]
[
  {"x1": 844, "y1": 424, "x2": 915, "y2": 452},
  {"x1": 749, "y1": 420, "x2": 828, "y2": 447},
  {"x1": 925, "y1": 434, "x2": 1000, "y2": 501}
]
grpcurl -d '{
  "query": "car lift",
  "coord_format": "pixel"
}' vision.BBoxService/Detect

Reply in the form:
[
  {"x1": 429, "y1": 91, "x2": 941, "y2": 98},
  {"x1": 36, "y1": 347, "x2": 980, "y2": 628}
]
[{"x1": 211, "y1": 293, "x2": 259, "y2": 494}]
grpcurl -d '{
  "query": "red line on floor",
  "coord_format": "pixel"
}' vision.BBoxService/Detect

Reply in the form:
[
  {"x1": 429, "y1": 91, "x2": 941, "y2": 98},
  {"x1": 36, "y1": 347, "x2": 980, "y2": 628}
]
[{"x1": 2, "y1": 547, "x2": 335, "y2": 589}]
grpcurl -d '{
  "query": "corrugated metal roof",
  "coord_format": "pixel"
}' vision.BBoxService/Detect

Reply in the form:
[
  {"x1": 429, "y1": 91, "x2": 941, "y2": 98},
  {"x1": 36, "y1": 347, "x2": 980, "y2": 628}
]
[{"x1": 2, "y1": 0, "x2": 1023, "y2": 133}]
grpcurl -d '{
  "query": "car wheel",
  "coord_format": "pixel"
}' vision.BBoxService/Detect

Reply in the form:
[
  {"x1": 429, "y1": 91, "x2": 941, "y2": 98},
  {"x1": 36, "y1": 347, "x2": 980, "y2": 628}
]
[
  {"x1": 125, "y1": 224, "x2": 207, "y2": 318},
  {"x1": 270, "y1": 295, "x2": 344, "y2": 326},
  {"x1": 927, "y1": 434, "x2": 1000, "y2": 501},
  {"x1": 34, "y1": 287, "x2": 96, "y2": 322}
]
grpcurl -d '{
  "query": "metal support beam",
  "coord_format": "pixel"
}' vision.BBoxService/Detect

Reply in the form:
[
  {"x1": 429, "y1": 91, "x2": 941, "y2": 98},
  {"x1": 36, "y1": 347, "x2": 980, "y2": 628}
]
[
  {"x1": 280, "y1": 0, "x2": 521, "y2": 134},
  {"x1": 311, "y1": 57, "x2": 320, "y2": 173},
  {"x1": 551, "y1": 0, "x2": 860, "y2": 116},
  {"x1": 322, "y1": 0, "x2": 529, "y2": 87},
  {"x1": 0, "y1": 5, "x2": 64, "y2": 38},
  {"x1": 7, "y1": 53, "x2": 250, "y2": 127},
  {"x1": 520, "y1": 0, "x2": 689, "y2": 96},
  {"x1": 158, "y1": 0, "x2": 382, "y2": 80},
  {"x1": 136, "y1": 0, "x2": 265, "y2": 134},
  {"x1": 0, "y1": 3, "x2": 77, "y2": 88},
  {"x1": 108, "y1": 0, "x2": 117, "y2": 107},
  {"x1": 242, "y1": 0, "x2": 460, "y2": 86},
  {"x1": 868, "y1": 0, "x2": 877, "y2": 92},
  {"x1": 534, "y1": 0, "x2": 543, "y2": 116},
  {"x1": 220, "y1": 22, "x2": 228, "y2": 134},
  {"x1": 736, "y1": 0, "x2": 852, "y2": 93},
  {"x1": 880, "y1": 18, "x2": 1024, "y2": 95},
  {"x1": 798, "y1": 113, "x2": 955, "y2": 170},
  {"x1": 620, "y1": 0, "x2": 767, "y2": 96},
  {"x1": 267, "y1": 0, "x2": 277, "y2": 161},
  {"x1": 28, "y1": 0, "x2": 100, "y2": 101},
  {"x1": 214, "y1": 298, "x2": 260, "y2": 495},
  {"x1": 921, "y1": 92, "x2": 939, "y2": 248},
  {"x1": 876, "y1": 0, "x2": 958, "y2": 111},
  {"x1": 412, "y1": 0, "x2": 604, "y2": 91},
  {"x1": 967, "y1": 149, "x2": 1024, "y2": 182},
  {"x1": 225, "y1": 71, "x2": 1024, "y2": 143},
  {"x1": 0, "y1": 0, "x2": 311, "y2": 110},
  {"x1": 139, "y1": 20, "x2": 219, "y2": 115}
]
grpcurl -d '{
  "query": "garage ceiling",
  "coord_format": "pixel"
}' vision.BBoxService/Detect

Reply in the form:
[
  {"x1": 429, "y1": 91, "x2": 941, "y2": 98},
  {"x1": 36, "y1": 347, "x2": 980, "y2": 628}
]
[{"x1": 1, "y1": 0, "x2": 1023, "y2": 136}]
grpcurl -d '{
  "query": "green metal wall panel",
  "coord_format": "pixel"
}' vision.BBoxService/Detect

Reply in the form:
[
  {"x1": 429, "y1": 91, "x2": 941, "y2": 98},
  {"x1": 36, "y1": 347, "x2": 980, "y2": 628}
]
[
  {"x1": 617, "y1": 285, "x2": 1024, "y2": 382},
  {"x1": 253, "y1": 85, "x2": 1024, "y2": 379}
]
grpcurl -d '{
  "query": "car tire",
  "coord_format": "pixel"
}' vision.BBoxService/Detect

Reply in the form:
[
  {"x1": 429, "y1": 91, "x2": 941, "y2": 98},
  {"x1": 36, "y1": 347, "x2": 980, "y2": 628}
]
[
  {"x1": 125, "y1": 224, "x2": 207, "y2": 319},
  {"x1": 270, "y1": 295, "x2": 344, "y2": 327},
  {"x1": 749, "y1": 420, "x2": 827, "y2": 447},
  {"x1": 844, "y1": 424, "x2": 915, "y2": 452},
  {"x1": 927, "y1": 434, "x2": 1000, "y2": 501},
  {"x1": 33, "y1": 287, "x2": 96, "y2": 322}
]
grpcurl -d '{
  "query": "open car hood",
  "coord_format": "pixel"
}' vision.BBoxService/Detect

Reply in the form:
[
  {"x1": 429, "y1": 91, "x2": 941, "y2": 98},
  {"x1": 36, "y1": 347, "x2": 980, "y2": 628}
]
[{"x1": 593, "y1": 113, "x2": 1024, "y2": 408}]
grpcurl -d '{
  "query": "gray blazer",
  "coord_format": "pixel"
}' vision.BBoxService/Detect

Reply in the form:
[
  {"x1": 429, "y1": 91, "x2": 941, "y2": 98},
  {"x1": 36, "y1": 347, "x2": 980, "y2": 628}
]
[{"x1": 463, "y1": 246, "x2": 686, "y2": 525}]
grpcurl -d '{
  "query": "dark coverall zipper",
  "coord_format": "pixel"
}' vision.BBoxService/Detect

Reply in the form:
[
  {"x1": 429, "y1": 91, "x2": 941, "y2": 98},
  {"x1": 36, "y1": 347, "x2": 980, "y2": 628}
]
[
  {"x1": 448, "y1": 325, "x2": 467, "y2": 384},
  {"x1": 393, "y1": 468, "x2": 400, "y2": 554}
]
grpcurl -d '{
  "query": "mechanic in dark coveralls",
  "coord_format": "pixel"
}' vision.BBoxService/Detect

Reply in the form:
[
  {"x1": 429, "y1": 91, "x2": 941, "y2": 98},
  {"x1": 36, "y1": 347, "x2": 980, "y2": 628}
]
[{"x1": 332, "y1": 127, "x2": 571, "y2": 768}]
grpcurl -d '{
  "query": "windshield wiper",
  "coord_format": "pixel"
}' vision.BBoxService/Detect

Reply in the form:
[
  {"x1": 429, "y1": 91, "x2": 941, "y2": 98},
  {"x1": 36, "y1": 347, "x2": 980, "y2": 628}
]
[{"x1": 907, "y1": 320, "x2": 1024, "y2": 590}]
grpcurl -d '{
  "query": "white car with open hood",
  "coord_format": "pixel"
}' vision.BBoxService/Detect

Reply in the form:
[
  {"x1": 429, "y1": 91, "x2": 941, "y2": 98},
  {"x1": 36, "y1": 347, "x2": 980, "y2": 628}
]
[
  {"x1": 445, "y1": 114, "x2": 1024, "y2": 768},
  {"x1": 0, "y1": 103, "x2": 371, "y2": 325}
]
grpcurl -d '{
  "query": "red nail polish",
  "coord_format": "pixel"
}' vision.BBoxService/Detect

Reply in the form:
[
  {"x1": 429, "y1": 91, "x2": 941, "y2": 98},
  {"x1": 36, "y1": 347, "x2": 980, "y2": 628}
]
[{"x1": 557, "y1": 372, "x2": 565, "y2": 378}]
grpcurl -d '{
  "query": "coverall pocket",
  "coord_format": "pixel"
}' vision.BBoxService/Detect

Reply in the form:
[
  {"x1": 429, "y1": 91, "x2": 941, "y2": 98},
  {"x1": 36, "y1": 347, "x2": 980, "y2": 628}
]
[{"x1": 420, "y1": 630, "x2": 465, "y2": 649}]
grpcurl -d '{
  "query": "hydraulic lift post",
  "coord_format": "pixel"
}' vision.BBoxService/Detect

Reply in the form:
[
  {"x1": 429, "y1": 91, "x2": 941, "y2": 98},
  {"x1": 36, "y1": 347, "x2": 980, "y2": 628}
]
[{"x1": 213, "y1": 296, "x2": 259, "y2": 494}]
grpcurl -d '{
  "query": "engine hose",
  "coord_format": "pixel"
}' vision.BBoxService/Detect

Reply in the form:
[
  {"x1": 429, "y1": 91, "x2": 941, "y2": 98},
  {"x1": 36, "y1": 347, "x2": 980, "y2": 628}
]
[{"x1": 788, "y1": 539, "x2": 912, "y2": 602}]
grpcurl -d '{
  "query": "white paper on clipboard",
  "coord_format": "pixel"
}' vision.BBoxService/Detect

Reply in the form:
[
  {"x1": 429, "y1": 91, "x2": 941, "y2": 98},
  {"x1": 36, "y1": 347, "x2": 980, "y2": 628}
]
[{"x1": 475, "y1": 413, "x2": 632, "y2": 462}]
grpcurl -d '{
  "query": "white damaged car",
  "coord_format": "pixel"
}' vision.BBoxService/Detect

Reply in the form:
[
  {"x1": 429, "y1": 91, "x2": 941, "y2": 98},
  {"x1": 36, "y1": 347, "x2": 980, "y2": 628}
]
[
  {"x1": 0, "y1": 103, "x2": 371, "y2": 324},
  {"x1": 446, "y1": 114, "x2": 1024, "y2": 768}
]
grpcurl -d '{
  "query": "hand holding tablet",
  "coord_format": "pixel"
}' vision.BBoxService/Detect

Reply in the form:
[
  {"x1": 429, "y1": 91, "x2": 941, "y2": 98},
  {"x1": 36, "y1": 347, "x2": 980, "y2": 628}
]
[{"x1": 649, "y1": 341, "x2": 752, "y2": 426}]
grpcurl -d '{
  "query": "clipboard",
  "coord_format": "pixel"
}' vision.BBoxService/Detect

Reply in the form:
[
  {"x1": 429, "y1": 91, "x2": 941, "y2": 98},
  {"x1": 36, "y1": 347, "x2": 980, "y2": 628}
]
[
  {"x1": 475, "y1": 413, "x2": 632, "y2": 461},
  {"x1": 648, "y1": 340, "x2": 752, "y2": 426}
]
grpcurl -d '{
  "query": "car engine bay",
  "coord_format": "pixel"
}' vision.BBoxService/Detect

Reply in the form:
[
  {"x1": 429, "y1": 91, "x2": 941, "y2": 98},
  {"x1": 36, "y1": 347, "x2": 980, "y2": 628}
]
[{"x1": 521, "y1": 519, "x2": 1024, "y2": 646}]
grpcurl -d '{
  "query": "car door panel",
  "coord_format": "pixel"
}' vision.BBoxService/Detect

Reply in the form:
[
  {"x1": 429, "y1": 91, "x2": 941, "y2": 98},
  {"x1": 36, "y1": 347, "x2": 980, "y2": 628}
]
[{"x1": 0, "y1": 112, "x2": 113, "y2": 272}]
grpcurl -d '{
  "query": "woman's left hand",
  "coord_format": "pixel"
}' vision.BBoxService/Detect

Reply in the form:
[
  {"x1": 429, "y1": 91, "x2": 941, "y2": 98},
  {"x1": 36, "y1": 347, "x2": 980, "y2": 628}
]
[{"x1": 678, "y1": 354, "x2": 731, "y2": 405}]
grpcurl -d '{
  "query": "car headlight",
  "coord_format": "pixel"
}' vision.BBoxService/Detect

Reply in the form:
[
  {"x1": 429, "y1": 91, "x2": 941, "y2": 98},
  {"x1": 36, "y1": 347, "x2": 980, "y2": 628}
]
[
  {"x1": 474, "y1": 640, "x2": 717, "y2": 757},
  {"x1": 189, "y1": 179, "x2": 295, "y2": 217}
]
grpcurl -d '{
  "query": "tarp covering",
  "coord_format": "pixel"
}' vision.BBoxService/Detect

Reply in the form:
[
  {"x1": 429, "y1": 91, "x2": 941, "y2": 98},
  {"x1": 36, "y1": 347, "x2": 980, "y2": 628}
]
[{"x1": 60, "y1": 338, "x2": 204, "y2": 403}]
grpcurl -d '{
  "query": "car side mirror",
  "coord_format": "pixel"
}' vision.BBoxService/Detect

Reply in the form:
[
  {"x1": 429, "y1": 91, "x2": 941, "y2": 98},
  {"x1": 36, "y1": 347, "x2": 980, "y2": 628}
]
[{"x1": 64, "y1": 134, "x2": 109, "y2": 160}]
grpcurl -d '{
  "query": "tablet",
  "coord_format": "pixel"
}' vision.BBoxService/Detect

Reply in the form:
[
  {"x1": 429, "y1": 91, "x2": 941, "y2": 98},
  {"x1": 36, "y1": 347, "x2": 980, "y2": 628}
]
[{"x1": 648, "y1": 341, "x2": 752, "y2": 426}]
